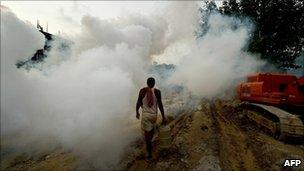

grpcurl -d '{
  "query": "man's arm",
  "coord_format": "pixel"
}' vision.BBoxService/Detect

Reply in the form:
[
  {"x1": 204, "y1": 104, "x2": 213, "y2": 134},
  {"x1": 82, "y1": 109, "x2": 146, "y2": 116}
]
[
  {"x1": 136, "y1": 88, "x2": 145, "y2": 119},
  {"x1": 155, "y1": 89, "x2": 165, "y2": 122}
]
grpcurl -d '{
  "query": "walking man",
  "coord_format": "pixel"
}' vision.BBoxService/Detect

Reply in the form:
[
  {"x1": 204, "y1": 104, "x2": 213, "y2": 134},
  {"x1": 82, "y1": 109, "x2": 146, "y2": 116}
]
[{"x1": 136, "y1": 77, "x2": 166, "y2": 159}]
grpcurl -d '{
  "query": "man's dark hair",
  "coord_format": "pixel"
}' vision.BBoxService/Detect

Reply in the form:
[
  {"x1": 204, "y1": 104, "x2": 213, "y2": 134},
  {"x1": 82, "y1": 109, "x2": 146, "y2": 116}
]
[{"x1": 147, "y1": 77, "x2": 155, "y2": 88}]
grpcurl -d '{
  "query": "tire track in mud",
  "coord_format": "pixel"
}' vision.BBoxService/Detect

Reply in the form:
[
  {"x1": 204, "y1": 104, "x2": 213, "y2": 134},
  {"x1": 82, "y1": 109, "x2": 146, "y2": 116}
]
[
  {"x1": 227, "y1": 110, "x2": 304, "y2": 171},
  {"x1": 208, "y1": 102, "x2": 262, "y2": 171},
  {"x1": 202, "y1": 103, "x2": 221, "y2": 163},
  {"x1": 210, "y1": 101, "x2": 304, "y2": 171}
]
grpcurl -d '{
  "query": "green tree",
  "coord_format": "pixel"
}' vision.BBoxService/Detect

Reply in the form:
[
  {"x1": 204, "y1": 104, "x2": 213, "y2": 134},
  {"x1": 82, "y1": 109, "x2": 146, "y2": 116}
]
[
  {"x1": 196, "y1": 1, "x2": 218, "y2": 37},
  {"x1": 219, "y1": 0, "x2": 304, "y2": 70}
]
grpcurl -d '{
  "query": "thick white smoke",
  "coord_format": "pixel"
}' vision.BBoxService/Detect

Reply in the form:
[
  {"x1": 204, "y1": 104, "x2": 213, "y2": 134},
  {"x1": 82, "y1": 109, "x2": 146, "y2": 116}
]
[
  {"x1": 1, "y1": 2, "x2": 264, "y2": 169},
  {"x1": 1, "y1": 6, "x2": 145, "y2": 169},
  {"x1": 163, "y1": 13, "x2": 264, "y2": 98},
  {"x1": 1, "y1": 6, "x2": 45, "y2": 135}
]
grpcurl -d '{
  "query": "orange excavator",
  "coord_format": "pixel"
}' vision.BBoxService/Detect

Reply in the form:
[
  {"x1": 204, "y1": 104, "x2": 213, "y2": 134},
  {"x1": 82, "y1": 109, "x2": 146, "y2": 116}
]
[{"x1": 237, "y1": 73, "x2": 304, "y2": 140}]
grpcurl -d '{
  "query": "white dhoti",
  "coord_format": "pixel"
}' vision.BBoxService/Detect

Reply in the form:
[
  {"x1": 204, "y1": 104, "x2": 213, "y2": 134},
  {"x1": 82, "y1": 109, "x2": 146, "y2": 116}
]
[{"x1": 141, "y1": 112, "x2": 157, "y2": 132}]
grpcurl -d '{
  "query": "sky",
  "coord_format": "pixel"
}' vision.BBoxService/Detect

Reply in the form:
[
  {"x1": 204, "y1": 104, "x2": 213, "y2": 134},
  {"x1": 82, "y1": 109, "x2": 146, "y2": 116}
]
[
  {"x1": 1, "y1": 1, "x2": 169, "y2": 35},
  {"x1": 1, "y1": 1, "x2": 223, "y2": 35}
]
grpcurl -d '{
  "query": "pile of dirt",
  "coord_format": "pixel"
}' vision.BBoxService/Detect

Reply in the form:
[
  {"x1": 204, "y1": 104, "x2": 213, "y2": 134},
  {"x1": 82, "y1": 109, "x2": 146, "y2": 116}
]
[{"x1": 0, "y1": 149, "x2": 75, "y2": 171}]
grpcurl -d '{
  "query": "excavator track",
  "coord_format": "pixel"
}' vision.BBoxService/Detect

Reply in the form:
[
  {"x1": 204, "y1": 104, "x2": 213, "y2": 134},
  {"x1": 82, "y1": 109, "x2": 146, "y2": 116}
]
[{"x1": 240, "y1": 102, "x2": 304, "y2": 140}]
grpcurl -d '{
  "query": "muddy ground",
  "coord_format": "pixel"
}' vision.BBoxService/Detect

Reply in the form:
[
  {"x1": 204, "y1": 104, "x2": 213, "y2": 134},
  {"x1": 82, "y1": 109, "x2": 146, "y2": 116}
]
[{"x1": 1, "y1": 100, "x2": 304, "y2": 170}]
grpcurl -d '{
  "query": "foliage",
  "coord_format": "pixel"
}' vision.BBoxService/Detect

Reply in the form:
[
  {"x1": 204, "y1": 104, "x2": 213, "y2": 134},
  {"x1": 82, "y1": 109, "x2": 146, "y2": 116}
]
[
  {"x1": 199, "y1": 0, "x2": 304, "y2": 70},
  {"x1": 196, "y1": 1, "x2": 218, "y2": 37}
]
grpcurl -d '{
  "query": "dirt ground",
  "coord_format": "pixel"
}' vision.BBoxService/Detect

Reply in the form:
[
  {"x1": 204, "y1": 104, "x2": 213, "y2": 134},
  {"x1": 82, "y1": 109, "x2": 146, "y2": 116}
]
[
  {"x1": 118, "y1": 100, "x2": 304, "y2": 171},
  {"x1": 1, "y1": 100, "x2": 304, "y2": 170}
]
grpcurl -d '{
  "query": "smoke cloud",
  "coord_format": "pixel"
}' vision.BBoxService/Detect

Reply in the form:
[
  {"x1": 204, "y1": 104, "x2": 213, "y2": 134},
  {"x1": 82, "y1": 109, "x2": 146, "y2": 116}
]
[
  {"x1": 1, "y1": 6, "x2": 143, "y2": 169},
  {"x1": 1, "y1": 2, "x2": 263, "y2": 169},
  {"x1": 164, "y1": 13, "x2": 264, "y2": 98}
]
